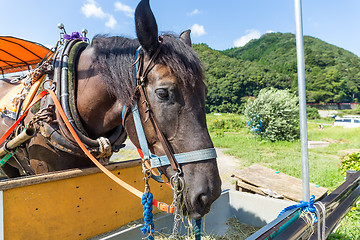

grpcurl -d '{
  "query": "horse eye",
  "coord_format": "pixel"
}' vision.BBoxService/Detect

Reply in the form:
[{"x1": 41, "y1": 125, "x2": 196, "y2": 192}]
[{"x1": 155, "y1": 88, "x2": 169, "y2": 100}]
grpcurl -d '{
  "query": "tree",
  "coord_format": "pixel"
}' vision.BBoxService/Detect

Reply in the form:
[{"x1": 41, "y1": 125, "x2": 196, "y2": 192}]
[
  {"x1": 193, "y1": 32, "x2": 360, "y2": 112},
  {"x1": 244, "y1": 88, "x2": 300, "y2": 142}
]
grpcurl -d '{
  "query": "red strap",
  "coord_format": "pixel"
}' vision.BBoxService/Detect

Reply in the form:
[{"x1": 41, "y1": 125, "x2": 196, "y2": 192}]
[
  {"x1": 0, "y1": 90, "x2": 48, "y2": 146},
  {"x1": 137, "y1": 148, "x2": 171, "y2": 188}
]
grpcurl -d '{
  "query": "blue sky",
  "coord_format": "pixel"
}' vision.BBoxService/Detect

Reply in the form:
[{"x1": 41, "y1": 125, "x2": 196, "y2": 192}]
[{"x1": 1, "y1": 0, "x2": 360, "y2": 56}]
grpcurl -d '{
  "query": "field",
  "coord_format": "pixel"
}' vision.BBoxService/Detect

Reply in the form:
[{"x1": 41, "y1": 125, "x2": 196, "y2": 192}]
[{"x1": 206, "y1": 113, "x2": 360, "y2": 239}]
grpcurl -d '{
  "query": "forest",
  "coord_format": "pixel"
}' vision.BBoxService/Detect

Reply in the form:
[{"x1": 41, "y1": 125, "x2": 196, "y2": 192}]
[{"x1": 193, "y1": 32, "x2": 360, "y2": 113}]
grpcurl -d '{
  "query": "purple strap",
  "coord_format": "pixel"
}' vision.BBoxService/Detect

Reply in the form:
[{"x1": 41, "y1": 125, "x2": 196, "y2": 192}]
[{"x1": 63, "y1": 32, "x2": 87, "y2": 41}]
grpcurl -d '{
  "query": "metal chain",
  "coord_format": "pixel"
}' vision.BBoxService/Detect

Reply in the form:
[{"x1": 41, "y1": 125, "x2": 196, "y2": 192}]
[
  {"x1": 169, "y1": 171, "x2": 184, "y2": 239},
  {"x1": 143, "y1": 166, "x2": 152, "y2": 193}
]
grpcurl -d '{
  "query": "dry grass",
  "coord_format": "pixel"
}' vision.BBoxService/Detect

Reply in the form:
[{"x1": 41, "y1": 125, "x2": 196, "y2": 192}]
[{"x1": 155, "y1": 217, "x2": 260, "y2": 240}]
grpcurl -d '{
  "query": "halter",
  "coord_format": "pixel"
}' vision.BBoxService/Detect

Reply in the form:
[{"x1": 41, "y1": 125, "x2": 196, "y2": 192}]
[
  {"x1": 123, "y1": 42, "x2": 217, "y2": 176},
  {"x1": 127, "y1": 43, "x2": 212, "y2": 239}
]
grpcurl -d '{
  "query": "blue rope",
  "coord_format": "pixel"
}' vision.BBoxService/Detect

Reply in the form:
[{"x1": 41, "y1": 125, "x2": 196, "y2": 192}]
[
  {"x1": 141, "y1": 192, "x2": 155, "y2": 240},
  {"x1": 278, "y1": 195, "x2": 318, "y2": 223},
  {"x1": 194, "y1": 218, "x2": 202, "y2": 240}
]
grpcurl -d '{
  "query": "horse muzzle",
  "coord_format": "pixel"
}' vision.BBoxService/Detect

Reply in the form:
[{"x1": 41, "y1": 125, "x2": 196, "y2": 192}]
[{"x1": 182, "y1": 157, "x2": 222, "y2": 220}]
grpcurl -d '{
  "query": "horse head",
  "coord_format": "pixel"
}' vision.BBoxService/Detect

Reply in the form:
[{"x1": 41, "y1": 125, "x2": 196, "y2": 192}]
[
  {"x1": 124, "y1": 0, "x2": 222, "y2": 219},
  {"x1": 76, "y1": 0, "x2": 221, "y2": 220}
]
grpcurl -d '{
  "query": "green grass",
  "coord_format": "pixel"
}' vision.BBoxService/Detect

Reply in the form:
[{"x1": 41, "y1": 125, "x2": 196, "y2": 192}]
[
  {"x1": 206, "y1": 113, "x2": 360, "y2": 239},
  {"x1": 328, "y1": 200, "x2": 360, "y2": 240}
]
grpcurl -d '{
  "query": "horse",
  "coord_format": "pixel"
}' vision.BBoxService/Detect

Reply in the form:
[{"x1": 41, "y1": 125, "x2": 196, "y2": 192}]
[{"x1": 0, "y1": 0, "x2": 221, "y2": 220}]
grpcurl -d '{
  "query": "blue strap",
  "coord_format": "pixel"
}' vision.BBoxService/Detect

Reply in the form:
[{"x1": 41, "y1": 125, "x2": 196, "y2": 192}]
[
  {"x1": 150, "y1": 148, "x2": 217, "y2": 168},
  {"x1": 132, "y1": 103, "x2": 151, "y2": 160},
  {"x1": 134, "y1": 46, "x2": 142, "y2": 84},
  {"x1": 121, "y1": 105, "x2": 127, "y2": 119},
  {"x1": 278, "y1": 195, "x2": 318, "y2": 223},
  {"x1": 130, "y1": 46, "x2": 151, "y2": 160}
]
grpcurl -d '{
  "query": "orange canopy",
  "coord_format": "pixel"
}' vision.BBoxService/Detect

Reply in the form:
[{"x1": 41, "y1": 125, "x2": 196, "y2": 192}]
[{"x1": 0, "y1": 36, "x2": 49, "y2": 74}]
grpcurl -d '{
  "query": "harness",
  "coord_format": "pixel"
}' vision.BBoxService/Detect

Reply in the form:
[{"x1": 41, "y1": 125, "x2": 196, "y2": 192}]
[
  {"x1": 42, "y1": 39, "x2": 125, "y2": 159},
  {"x1": 1, "y1": 31, "x2": 215, "y2": 240}
]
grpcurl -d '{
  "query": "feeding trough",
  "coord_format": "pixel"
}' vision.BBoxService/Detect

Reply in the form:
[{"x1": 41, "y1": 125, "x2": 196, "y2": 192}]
[
  {"x1": 90, "y1": 190, "x2": 295, "y2": 239},
  {"x1": 90, "y1": 169, "x2": 360, "y2": 240}
]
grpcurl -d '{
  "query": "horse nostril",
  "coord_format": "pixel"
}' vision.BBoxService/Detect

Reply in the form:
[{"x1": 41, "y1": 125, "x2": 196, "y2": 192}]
[
  {"x1": 191, "y1": 190, "x2": 212, "y2": 217},
  {"x1": 196, "y1": 193, "x2": 206, "y2": 209}
]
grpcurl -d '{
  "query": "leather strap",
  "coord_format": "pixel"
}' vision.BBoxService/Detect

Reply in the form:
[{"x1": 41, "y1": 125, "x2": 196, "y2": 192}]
[
  {"x1": 137, "y1": 85, "x2": 180, "y2": 171},
  {"x1": 46, "y1": 89, "x2": 174, "y2": 213},
  {"x1": 134, "y1": 42, "x2": 181, "y2": 172}
]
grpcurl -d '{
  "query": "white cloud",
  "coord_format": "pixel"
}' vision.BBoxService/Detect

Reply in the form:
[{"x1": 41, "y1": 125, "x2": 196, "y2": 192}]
[
  {"x1": 106, "y1": 15, "x2": 117, "y2": 29},
  {"x1": 114, "y1": 2, "x2": 134, "y2": 18},
  {"x1": 234, "y1": 29, "x2": 261, "y2": 47},
  {"x1": 81, "y1": 0, "x2": 117, "y2": 29},
  {"x1": 266, "y1": 30, "x2": 275, "y2": 34},
  {"x1": 191, "y1": 24, "x2": 206, "y2": 37},
  {"x1": 81, "y1": 0, "x2": 107, "y2": 19},
  {"x1": 188, "y1": 9, "x2": 200, "y2": 16}
]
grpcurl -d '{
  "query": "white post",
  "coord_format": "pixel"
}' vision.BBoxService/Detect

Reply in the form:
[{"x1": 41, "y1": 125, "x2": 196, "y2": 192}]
[
  {"x1": 294, "y1": 0, "x2": 310, "y2": 202},
  {"x1": 0, "y1": 191, "x2": 3, "y2": 240}
]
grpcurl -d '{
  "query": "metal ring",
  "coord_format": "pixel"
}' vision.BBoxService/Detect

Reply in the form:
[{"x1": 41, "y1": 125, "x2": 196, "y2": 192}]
[
  {"x1": 176, "y1": 177, "x2": 185, "y2": 193},
  {"x1": 42, "y1": 79, "x2": 56, "y2": 91},
  {"x1": 3, "y1": 140, "x2": 12, "y2": 154},
  {"x1": 169, "y1": 175, "x2": 177, "y2": 189},
  {"x1": 143, "y1": 168, "x2": 151, "y2": 178},
  {"x1": 170, "y1": 174, "x2": 185, "y2": 193},
  {"x1": 174, "y1": 214, "x2": 182, "y2": 221}
]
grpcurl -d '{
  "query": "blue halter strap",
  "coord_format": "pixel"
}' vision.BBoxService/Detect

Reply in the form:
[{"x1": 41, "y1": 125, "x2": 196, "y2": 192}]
[{"x1": 122, "y1": 46, "x2": 217, "y2": 171}]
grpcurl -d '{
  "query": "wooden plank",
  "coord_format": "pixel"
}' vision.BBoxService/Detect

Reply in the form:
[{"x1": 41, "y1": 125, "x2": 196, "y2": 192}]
[
  {"x1": 233, "y1": 164, "x2": 328, "y2": 202},
  {"x1": 0, "y1": 159, "x2": 141, "y2": 191},
  {"x1": 1, "y1": 160, "x2": 172, "y2": 240},
  {"x1": 236, "y1": 180, "x2": 266, "y2": 196}
]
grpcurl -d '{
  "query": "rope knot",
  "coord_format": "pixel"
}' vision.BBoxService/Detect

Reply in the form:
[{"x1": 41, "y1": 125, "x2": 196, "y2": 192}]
[
  {"x1": 141, "y1": 192, "x2": 155, "y2": 239},
  {"x1": 278, "y1": 195, "x2": 318, "y2": 222},
  {"x1": 96, "y1": 137, "x2": 112, "y2": 158}
]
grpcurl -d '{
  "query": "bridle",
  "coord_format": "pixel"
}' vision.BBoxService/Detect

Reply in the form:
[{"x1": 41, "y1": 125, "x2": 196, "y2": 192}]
[
  {"x1": 122, "y1": 38, "x2": 217, "y2": 178},
  {"x1": 124, "y1": 40, "x2": 217, "y2": 238}
]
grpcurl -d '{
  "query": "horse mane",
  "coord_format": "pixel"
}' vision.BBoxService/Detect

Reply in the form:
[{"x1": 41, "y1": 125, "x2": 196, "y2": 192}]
[{"x1": 90, "y1": 34, "x2": 204, "y2": 106}]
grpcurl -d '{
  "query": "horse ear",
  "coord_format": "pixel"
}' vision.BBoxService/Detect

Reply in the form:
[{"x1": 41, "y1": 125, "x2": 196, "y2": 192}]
[
  {"x1": 180, "y1": 30, "x2": 192, "y2": 47},
  {"x1": 135, "y1": 0, "x2": 159, "y2": 55}
]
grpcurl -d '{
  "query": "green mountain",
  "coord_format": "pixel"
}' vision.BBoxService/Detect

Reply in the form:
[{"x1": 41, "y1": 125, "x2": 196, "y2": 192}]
[{"x1": 193, "y1": 32, "x2": 360, "y2": 113}]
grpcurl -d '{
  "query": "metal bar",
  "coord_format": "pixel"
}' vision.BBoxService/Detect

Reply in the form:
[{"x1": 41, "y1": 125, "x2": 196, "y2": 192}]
[
  {"x1": 0, "y1": 128, "x2": 35, "y2": 158},
  {"x1": 246, "y1": 208, "x2": 301, "y2": 240},
  {"x1": 273, "y1": 170, "x2": 360, "y2": 239},
  {"x1": 294, "y1": 0, "x2": 310, "y2": 202}
]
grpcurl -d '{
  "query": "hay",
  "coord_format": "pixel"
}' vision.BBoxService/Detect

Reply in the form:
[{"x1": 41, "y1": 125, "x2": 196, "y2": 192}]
[
  {"x1": 155, "y1": 217, "x2": 260, "y2": 240},
  {"x1": 218, "y1": 217, "x2": 261, "y2": 240}
]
